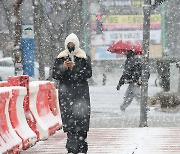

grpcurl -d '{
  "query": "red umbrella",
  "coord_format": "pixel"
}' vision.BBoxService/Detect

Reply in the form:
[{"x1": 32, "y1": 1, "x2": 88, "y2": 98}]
[{"x1": 107, "y1": 40, "x2": 142, "y2": 55}]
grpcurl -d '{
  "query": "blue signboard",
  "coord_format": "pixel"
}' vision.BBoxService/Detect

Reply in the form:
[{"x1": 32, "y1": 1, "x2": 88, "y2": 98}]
[{"x1": 21, "y1": 25, "x2": 34, "y2": 77}]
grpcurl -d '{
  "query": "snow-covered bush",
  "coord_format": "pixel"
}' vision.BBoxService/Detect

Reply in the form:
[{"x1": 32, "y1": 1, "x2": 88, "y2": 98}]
[{"x1": 148, "y1": 92, "x2": 180, "y2": 108}]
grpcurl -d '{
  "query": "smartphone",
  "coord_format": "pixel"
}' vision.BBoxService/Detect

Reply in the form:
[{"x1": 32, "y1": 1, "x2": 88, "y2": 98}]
[{"x1": 66, "y1": 57, "x2": 72, "y2": 61}]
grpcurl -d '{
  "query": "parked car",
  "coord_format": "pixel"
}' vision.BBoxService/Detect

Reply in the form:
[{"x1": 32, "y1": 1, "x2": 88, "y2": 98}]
[{"x1": 0, "y1": 57, "x2": 49, "y2": 81}]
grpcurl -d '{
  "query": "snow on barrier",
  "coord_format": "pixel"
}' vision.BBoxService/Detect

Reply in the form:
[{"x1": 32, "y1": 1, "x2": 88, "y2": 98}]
[
  {"x1": 48, "y1": 82, "x2": 62, "y2": 125},
  {"x1": 0, "y1": 136, "x2": 7, "y2": 154},
  {"x1": 7, "y1": 76, "x2": 39, "y2": 141},
  {"x1": 0, "y1": 81, "x2": 8, "y2": 87},
  {"x1": 29, "y1": 81, "x2": 61, "y2": 140},
  {"x1": 8, "y1": 86, "x2": 37, "y2": 150},
  {"x1": 0, "y1": 87, "x2": 21, "y2": 154}
]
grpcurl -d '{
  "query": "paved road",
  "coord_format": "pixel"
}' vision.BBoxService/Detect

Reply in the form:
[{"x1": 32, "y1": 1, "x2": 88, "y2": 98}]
[{"x1": 23, "y1": 128, "x2": 180, "y2": 154}]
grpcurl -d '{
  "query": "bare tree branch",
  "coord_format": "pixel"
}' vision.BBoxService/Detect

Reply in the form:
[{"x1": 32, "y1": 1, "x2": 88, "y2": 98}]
[{"x1": 0, "y1": 1, "x2": 14, "y2": 39}]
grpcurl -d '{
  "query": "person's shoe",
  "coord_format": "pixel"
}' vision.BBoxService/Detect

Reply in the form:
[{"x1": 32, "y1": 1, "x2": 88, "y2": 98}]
[
  {"x1": 147, "y1": 107, "x2": 150, "y2": 112},
  {"x1": 67, "y1": 152, "x2": 86, "y2": 154},
  {"x1": 120, "y1": 106, "x2": 125, "y2": 112}
]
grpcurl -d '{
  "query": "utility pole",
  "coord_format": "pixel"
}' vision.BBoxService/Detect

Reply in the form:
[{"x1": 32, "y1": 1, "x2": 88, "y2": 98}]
[
  {"x1": 139, "y1": 0, "x2": 151, "y2": 127},
  {"x1": 161, "y1": 2, "x2": 166, "y2": 56},
  {"x1": 140, "y1": 0, "x2": 166, "y2": 127}
]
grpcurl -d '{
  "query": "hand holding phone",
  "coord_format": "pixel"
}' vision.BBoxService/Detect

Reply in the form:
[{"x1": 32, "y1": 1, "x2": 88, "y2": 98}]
[{"x1": 64, "y1": 59, "x2": 75, "y2": 70}]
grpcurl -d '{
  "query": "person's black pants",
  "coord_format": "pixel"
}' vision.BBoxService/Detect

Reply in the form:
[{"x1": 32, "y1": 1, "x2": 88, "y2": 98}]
[{"x1": 66, "y1": 131, "x2": 88, "y2": 154}]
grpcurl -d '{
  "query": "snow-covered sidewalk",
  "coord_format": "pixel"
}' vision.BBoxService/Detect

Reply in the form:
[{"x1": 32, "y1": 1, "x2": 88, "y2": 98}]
[{"x1": 90, "y1": 73, "x2": 180, "y2": 128}]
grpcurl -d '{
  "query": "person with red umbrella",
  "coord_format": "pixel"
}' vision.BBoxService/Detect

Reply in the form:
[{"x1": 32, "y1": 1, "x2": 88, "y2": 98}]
[
  {"x1": 116, "y1": 49, "x2": 143, "y2": 112},
  {"x1": 107, "y1": 40, "x2": 142, "y2": 55}
]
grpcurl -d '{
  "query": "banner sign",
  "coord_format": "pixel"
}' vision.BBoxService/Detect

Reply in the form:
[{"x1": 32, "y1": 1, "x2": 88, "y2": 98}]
[
  {"x1": 132, "y1": 0, "x2": 144, "y2": 6},
  {"x1": 93, "y1": 45, "x2": 162, "y2": 60},
  {"x1": 100, "y1": 0, "x2": 131, "y2": 6},
  {"x1": 103, "y1": 30, "x2": 161, "y2": 45},
  {"x1": 99, "y1": 0, "x2": 145, "y2": 7},
  {"x1": 104, "y1": 14, "x2": 160, "y2": 24},
  {"x1": 91, "y1": 14, "x2": 161, "y2": 30}
]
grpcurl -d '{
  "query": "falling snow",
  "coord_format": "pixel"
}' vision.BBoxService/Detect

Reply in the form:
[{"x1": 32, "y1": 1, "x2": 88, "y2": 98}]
[{"x1": 0, "y1": 0, "x2": 180, "y2": 153}]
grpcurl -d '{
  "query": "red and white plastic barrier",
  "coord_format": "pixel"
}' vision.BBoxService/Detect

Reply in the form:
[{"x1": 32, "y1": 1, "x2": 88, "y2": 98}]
[
  {"x1": 0, "y1": 81, "x2": 8, "y2": 87},
  {"x1": 0, "y1": 87, "x2": 21, "y2": 154},
  {"x1": 0, "y1": 75, "x2": 62, "y2": 153},
  {"x1": 8, "y1": 76, "x2": 39, "y2": 142},
  {"x1": 29, "y1": 81, "x2": 61, "y2": 140},
  {"x1": 48, "y1": 82, "x2": 62, "y2": 124},
  {"x1": 8, "y1": 86, "x2": 37, "y2": 150}
]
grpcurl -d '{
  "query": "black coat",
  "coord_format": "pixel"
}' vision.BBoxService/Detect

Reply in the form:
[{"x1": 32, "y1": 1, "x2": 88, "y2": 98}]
[
  {"x1": 52, "y1": 53, "x2": 92, "y2": 133},
  {"x1": 118, "y1": 54, "x2": 142, "y2": 86}
]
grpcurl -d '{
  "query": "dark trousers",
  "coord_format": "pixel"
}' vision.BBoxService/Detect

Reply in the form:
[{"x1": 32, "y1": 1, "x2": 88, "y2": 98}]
[{"x1": 66, "y1": 131, "x2": 88, "y2": 154}]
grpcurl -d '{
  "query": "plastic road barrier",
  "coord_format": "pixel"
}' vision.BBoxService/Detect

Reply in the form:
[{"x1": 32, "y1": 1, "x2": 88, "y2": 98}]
[
  {"x1": 7, "y1": 76, "x2": 38, "y2": 141},
  {"x1": 29, "y1": 81, "x2": 60, "y2": 140},
  {"x1": 48, "y1": 82, "x2": 62, "y2": 125},
  {"x1": 8, "y1": 86, "x2": 37, "y2": 150},
  {"x1": 0, "y1": 88, "x2": 21, "y2": 153}
]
